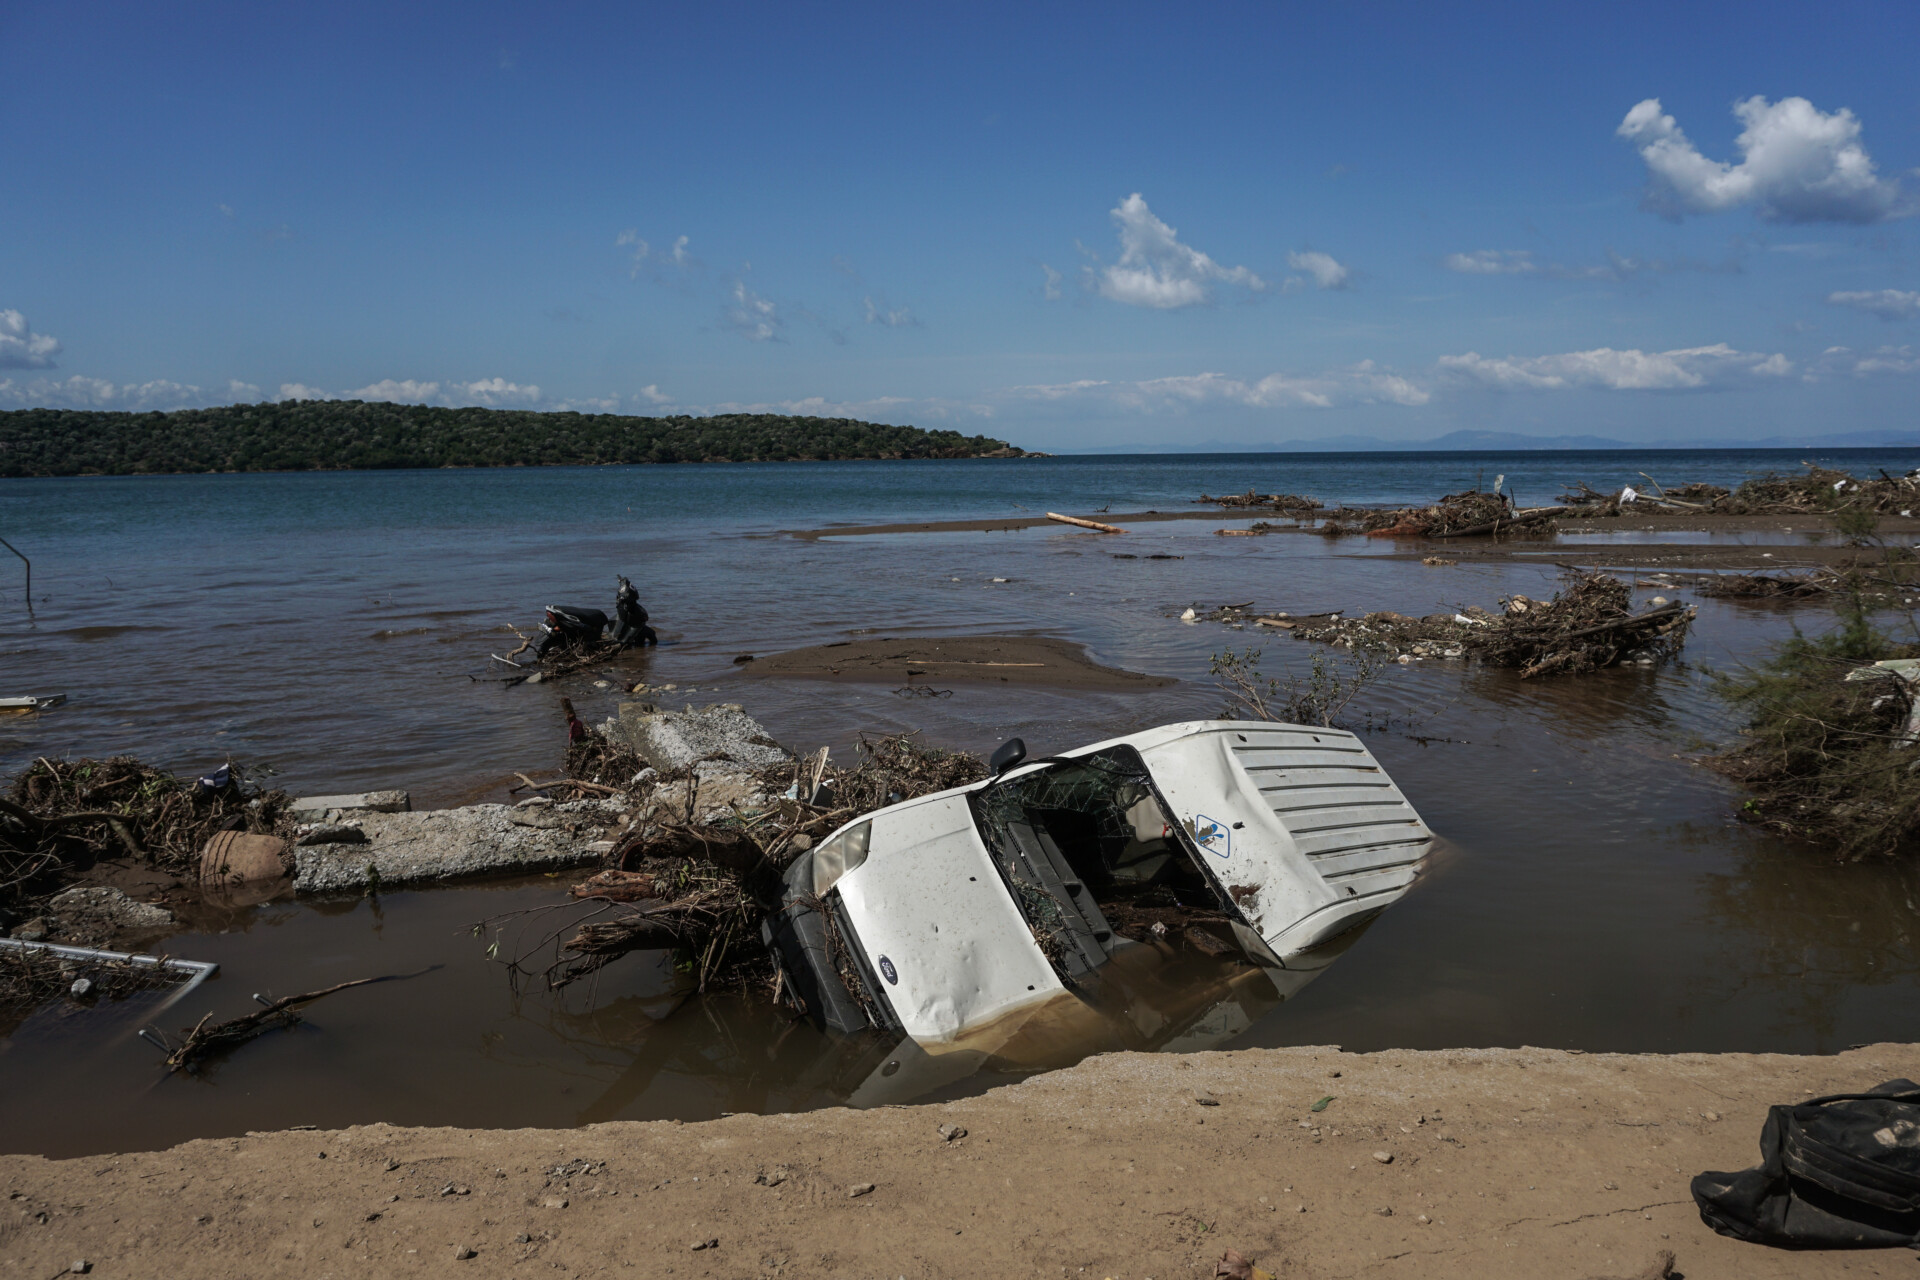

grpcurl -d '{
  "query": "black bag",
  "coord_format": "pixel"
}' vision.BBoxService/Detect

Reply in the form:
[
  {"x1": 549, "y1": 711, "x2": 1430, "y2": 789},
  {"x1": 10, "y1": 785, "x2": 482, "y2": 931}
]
[{"x1": 1692, "y1": 1079, "x2": 1920, "y2": 1249}]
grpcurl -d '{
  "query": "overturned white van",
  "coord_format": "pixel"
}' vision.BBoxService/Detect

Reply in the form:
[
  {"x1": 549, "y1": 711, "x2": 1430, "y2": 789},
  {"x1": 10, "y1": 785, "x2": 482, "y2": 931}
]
[{"x1": 763, "y1": 719, "x2": 1432, "y2": 1057}]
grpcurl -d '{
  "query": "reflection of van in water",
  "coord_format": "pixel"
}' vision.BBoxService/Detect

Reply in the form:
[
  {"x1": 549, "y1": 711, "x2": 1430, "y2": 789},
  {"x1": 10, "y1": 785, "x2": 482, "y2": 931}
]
[{"x1": 763, "y1": 720, "x2": 1433, "y2": 1070}]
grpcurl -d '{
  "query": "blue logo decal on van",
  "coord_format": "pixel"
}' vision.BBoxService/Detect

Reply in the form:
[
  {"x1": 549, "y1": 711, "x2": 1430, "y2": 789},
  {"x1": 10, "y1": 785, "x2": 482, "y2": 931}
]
[
  {"x1": 1191, "y1": 815, "x2": 1231, "y2": 859},
  {"x1": 878, "y1": 955, "x2": 898, "y2": 984}
]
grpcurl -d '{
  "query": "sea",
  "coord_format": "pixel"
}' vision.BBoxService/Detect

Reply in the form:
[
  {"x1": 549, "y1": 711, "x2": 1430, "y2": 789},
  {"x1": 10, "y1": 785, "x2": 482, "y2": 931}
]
[{"x1": 3, "y1": 446, "x2": 1919, "y2": 1155}]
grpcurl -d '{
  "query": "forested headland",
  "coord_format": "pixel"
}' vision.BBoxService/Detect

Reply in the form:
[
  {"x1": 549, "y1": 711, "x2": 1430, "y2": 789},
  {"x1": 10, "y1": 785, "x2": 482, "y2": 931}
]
[{"x1": 0, "y1": 401, "x2": 1031, "y2": 477}]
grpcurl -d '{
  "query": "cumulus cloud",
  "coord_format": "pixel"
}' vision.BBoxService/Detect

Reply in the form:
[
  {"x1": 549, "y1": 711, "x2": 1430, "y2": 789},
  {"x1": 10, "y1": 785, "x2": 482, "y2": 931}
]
[
  {"x1": 1830, "y1": 289, "x2": 1920, "y2": 321},
  {"x1": 277, "y1": 383, "x2": 328, "y2": 400},
  {"x1": 1040, "y1": 264, "x2": 1063, "y2": 300},
  {"x1": 1088, "y1": 194, "x2": 1266, "y2": 308},
  {"x1": 454, "y1": 377, "x2": 540, "y2": 407},
  {"x1": 0, "y1": 310, "x2": 61, "y2": 369},
  {"x1": 1438, "y1": 343, "x2": 1792, "y2": 392},
  {"x1": 1286, "y1": 251, "x2": 1350, "y2": 290},
  {"x1": 1006, "y1": 361, "x2": 1427, "y2": 412},
  {"x1": 723, "y1": 280, "x2": 782, "y2": 341},
  {"x1": 637, "y1": 384, "x2": 672, "y2": 405},
  {"x1": 1617, "y1": 96, "x2": 1906, "y2": 224}
]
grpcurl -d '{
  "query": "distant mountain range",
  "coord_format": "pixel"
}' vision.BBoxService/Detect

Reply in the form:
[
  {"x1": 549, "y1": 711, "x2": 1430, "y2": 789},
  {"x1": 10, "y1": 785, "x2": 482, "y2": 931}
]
[{"x1": 1070, "y1": 428, "x2": 1920, "y2": 454}]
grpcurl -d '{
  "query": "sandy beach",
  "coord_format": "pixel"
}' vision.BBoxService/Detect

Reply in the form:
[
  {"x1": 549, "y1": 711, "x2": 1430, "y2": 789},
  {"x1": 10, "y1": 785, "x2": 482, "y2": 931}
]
[
  {"x1": 744, "y1": 634, "x2": 1176, "y2": 690},
  {"x1": 6, "y1": 1041, "x2": 1918, "y2": 1278}
]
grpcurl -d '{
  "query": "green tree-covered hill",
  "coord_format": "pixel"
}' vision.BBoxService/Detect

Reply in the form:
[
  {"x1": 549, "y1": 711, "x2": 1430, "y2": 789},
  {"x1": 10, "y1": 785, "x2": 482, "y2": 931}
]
[{"x1": 0, "y1": 401, "x2": 1028, "y2": 477}]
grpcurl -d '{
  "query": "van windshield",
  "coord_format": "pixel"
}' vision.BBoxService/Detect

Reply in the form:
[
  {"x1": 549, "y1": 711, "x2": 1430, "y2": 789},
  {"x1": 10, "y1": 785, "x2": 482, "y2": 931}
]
[{"x1": 969, "y1": 746, "x2": 1250, "y2": 985}]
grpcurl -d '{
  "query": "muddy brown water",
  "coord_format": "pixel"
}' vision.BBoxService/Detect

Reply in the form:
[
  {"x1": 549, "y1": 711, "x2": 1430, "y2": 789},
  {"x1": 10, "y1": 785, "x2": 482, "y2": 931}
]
[{"x1": 4, "y1": 457, "x2": 1920, "y2": 1157}]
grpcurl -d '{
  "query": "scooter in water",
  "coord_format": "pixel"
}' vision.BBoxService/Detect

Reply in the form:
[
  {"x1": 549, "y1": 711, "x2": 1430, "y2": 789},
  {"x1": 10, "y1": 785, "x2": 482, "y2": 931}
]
[{"x1": 536, "y1": 576, "x2": 656, "y2": 658}]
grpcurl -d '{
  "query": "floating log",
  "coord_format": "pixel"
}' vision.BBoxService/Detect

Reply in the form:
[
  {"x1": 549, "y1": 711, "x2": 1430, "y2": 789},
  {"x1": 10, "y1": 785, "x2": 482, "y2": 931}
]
[{"x1": 1046, "y1": 512, "x2": 1126, "y2": 534}]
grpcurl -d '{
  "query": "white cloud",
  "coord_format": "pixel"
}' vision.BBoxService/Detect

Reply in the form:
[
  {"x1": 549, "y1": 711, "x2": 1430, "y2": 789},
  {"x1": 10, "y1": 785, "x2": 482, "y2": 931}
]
[
  {"x1": 1286, "y1": 250, "x2": 1350, "y2": 290},
  {"x1": 1442, "y1": 247, "x2": 1737, "y2": 281},
  {"x1": 1040, "y1": 264, "x2": 1063, "y2": 300},
  {"x1": 454, "y1": 377, "x2": 541, "y2": 407},
  {"x1": 348, "y1": 379, "x2": 442, "y2": 403},
  {"x1": 1617, "y1": 96, "x2": 1906, "y2": 224},
  {"x1": 0, "y1": 375, "x2": 209, "y2": 411},
  {"x1": 225, "y1": 380, "x2": 261, "y2": 402},
  {"x1": 278, "y1": 383, "x2": 328, "y2": 400},
  {"x1": 1088, "y1": 194, "x2": 1266, "y2": 308},
  {"x1": 1006, "y1": 361, "x2": 1427, "y2": 412},
  {"x1": 637, "y1": 384, "x2": 672, "y2": 405},
  {"x1": 864, "y1": 296, "x2": 918, "y2": 327},
  {"x1": 1829, "y1": 289, "x2": 1920, "y2": 321},
  {"x1": 1439, "y1": 343, "x2": 1792, "y2": 391},
  {"x1": 618, "y1": 230, "x2": 694, "y2": 277},
  {"x1": 723, "y1": 280, "x2": 782, "y2": 341},
  {"x1": 1812, "y1": 345, "x2": 1920, "y2": 377},
  {"x1": 0, "y1": 310, "x2": 61, "y2": 369},
  {"x1": 1444, "y1": 250, "x2": 1539, "y2": 275}
]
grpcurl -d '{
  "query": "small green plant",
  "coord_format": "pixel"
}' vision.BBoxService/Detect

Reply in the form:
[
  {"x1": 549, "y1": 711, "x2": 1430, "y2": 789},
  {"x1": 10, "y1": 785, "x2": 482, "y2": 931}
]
[{"x1": 1211, "y1": 645, "x2": 1389, "y2": 728}]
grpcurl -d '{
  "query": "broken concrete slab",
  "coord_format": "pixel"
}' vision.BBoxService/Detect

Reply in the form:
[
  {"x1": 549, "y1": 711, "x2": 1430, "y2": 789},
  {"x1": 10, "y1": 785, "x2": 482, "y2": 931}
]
[
  {"x1": 288, "y1": 790, "x2": 412, "y2": 821},
  {"x1": 47, "y1": 887, "x2": 174, "y2": 934},
  {"x1": 291, "y1": 799, "x2": 627, "y2": 894},
  {"x1": 603, "y1": 703, "x2": 792, "y2": 773}
]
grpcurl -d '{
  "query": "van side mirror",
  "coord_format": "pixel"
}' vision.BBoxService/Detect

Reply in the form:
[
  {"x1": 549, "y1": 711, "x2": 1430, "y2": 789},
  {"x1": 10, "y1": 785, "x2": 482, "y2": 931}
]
[{"x1": 989, "y1": 738, "x2": 1028, "y2": 777}]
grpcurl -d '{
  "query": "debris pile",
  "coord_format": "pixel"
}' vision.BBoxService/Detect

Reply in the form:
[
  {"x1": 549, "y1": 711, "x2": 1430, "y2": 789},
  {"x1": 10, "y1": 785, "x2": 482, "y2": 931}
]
[
  {"x1": 1, "y1": 757, "x2": 289, "y2": 919},
  {"x1": 488, "y1": 710, "x2": 989, "y2": 994},
  {"x1": 1286, "y1": 572, "x2": 1697, "y2": 678},
  {"x1": 1195, "y1": 490, "x2": 1322, "y2": 512},
  {"x1": 1560, "y1": 467, "x2": 1920, "y2": 517},
  {"x1": 1712, "y1": 610, "x2": 1920, "y2": 859},
  {"x1": 1721, "y1": 466, "x2": 1920, "y2": 516},
  {"x1": 1360, "y1": 491, "x2": 1560, "y2": 539},
  {"x1": 0, "y1": 941, "x2": 181, "y2": 1028}
]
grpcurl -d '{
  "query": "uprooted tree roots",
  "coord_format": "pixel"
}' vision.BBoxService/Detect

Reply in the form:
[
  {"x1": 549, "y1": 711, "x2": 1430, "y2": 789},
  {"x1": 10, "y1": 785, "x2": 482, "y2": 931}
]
[
  {"x1": 1360, "y1": 491, "x2": 1561, "y2": 540},
  {"x1": 0, "y1": 757, "x2": 291, "y2": 916},
  {"x1": 1288, "y1": 571, "x2": 1696, "y2": 678},
  {"x1": 484, "y1": 733, "x2": 990, "y2": 995}
]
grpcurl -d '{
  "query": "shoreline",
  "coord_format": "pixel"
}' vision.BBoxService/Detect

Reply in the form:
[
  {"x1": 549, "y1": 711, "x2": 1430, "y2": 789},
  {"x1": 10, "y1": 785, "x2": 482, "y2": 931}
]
[{"x1": 6, "y1": 1041, "x2": 1914, "y2": 1277}]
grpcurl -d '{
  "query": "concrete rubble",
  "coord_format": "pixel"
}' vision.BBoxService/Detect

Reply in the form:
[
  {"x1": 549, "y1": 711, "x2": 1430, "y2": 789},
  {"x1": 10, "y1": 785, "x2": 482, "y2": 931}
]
[
  {"x1": 44, "y1": 886, "x2": 175, "y2": 935},
  {"x1": 291, "y1": 799, "x2": 627, "y2": 894},
  {"x1": 291, "y1": 705, "x2": 792, "y2": 894}
]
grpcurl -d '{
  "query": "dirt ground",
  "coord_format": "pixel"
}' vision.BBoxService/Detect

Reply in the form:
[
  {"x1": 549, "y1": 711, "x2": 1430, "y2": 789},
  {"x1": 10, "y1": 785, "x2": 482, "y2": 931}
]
[
  {"x1": 6, "y1": 1042, "x2": 1918, "y2": 1279},
  {"x1": 745, "y1": 634, "x2": 1176, "y2": 690}
]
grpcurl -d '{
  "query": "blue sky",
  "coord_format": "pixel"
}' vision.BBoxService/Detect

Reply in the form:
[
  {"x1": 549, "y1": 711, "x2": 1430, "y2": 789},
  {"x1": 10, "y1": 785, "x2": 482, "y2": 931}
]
[{"x1": 2, "y1": 0, "x2": 1916, "y2": 449}]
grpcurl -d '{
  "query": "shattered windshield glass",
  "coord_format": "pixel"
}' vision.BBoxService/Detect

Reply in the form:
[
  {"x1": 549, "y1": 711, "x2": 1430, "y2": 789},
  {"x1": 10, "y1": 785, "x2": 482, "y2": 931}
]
[{"x1": 970, "y1": 747, "x2": 1256, "y2": 987}]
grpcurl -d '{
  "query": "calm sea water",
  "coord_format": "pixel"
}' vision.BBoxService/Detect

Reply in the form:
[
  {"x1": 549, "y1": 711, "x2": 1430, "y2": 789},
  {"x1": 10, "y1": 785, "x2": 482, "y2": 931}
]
[{"x1": 3, "y1": 447, "x2": 1919, "y2": 1156}]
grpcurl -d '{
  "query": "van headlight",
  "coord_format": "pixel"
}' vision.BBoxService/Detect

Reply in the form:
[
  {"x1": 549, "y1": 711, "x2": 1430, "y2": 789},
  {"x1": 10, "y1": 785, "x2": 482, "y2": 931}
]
[{"x1": 810, "y1": 821, "x2": 872, "y2": 896}]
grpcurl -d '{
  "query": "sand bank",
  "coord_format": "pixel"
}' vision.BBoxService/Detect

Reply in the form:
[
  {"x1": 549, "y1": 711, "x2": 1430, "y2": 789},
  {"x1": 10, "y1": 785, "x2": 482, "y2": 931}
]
[
  {"x1": 5, "y1": 1042, "x2": 1916, "y2": 1278},
  {"x1": 746, "y1": 634, "x2": 1175, "y2": 690}
]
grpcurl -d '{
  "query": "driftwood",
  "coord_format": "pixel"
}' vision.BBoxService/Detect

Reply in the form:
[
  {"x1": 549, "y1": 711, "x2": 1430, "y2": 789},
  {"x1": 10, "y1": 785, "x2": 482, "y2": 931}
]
[
  {"x1": 156, "y1": 966, "x2": 439, "y2": 1072},
  {"x1": 1046, "y1": 512, "x2": 1126, "y2": 534}
]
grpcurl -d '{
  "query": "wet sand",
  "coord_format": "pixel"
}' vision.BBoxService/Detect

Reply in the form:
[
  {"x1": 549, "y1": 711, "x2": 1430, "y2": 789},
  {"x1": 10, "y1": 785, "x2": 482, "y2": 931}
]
[
  {"x1": 745, "y1": 634, "x2": 1176, "y2": 690},
  {"x1": 7, "y1": 1041, "x2": 1916, "y2": 1279}
]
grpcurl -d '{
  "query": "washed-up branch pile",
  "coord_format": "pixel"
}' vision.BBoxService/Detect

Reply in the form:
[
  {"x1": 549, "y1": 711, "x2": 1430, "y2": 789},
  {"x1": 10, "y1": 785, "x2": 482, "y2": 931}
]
[
  {"x1": 1287, "y1": 572, "x2": 1696, "y2": 678},
  {"x1": 1, "y1": 757, "x2": 290, "y2": 914},
  {"x1": 1696, "y1": 572, "x2": 1831, "y2": 600},
  {"x1": 0, "y1": 942, "x2": 182, "y2": 1024},
  {"x1": 1712, "y1": 608, "x2": 1920, "y2": 859},
  {"x1": 1560, "y1": 467, "x2": 1920, "y2": 518},
  {"x1": 1195, "y1": 490, "x2": 1322, "y2": 512},
  {"x1": 1360, "y1": 491, "x2": 1562, "y2": 539},
  {"x1": 494, "y1": 733, "x2": 990, "y2": 994}
]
